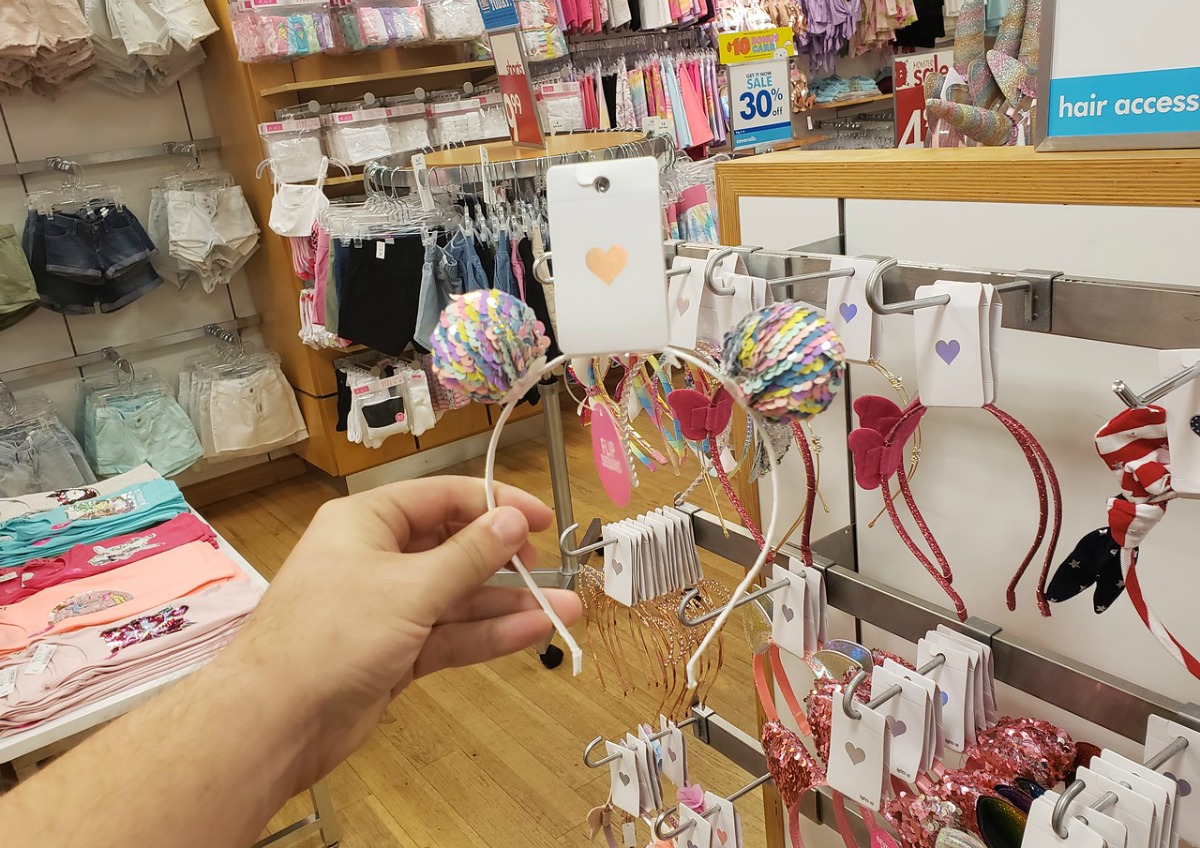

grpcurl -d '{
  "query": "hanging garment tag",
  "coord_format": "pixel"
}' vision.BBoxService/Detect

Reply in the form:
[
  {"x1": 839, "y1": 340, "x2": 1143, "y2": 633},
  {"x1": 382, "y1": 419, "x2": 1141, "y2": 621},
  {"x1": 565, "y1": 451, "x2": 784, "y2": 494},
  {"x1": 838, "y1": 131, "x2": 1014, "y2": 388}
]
[
  {"x1": 913, "y1": 282, "x2": 989, "y2": 408},
  {"x1": 679, "y1": 804, "x2": 713, "y2": 847},
  {"x1": 624, "y1": 733, "x2": 655, "y2": 815},
  {"x1": 1099, "y1": 749, "x2": 1179, "y2": 848},
  {"x1": 1157, "y1": 350, "x2": 1200, "y2": 497},
  {"x1": 770, "y1": 561, "x2": 808, "y2": 660},
  {"x1": 1024, "y1": 792, "x2": 1108, "y2": 848},
  {"x1": 480, "y1": 146, "x2": 494, "y2": 208},
  {"x1": 935, "y1": 625, "x2": 998, "y2": 727},
  {"x1": 1076, "y1": 806, "x2": 1130, "y2": 848},
  {"x1": 603, "y1": 524, "x2": 635, "y2": 606},
  {"x1": 547, "y1": 159, "x2": 669, "y2": 356},
  {"x1": 870, "y1": 664, "x2": 930, "y2": 782},
  {"x1": 826, "y1": 257, "x2": 883, "y2": 364},
  {"x1": 930, "y1": 630, "x2": 988, "y2": 734},
  {"x1": 917, "y1": 637, "x2": 973, "y2": 752},
  {"x1": 0, "y1": 666, "x2": 15, "y2": 697},
  {"x1": 659, "y1": 714, "x2": 690, "y2": 788},
  {"x1": 622, "y1": 821, "x2": 637, "y2": 847},
  {"x1": 828, "y1": 695, "x2": 891, "y2": 810},
  {"x1": 667, "y1": 257, "x2": 707, "y2": 349},
  {"x1": 376, "y1": 240, "x2": 387, "y2": 260},
  {"x1": 803, "y1": 564, "x2": 827, "y2": 654},
  {"x1": 704, "y1": 791, "x2": 744, "y2": 848},
  {"x1": 1090, "y1": 757, "x2": 1170, "y2": 848},
  {"x1": 25, "y1": 643, "x2": 57, "y2": 676},
  {"x1": 411, "y1": 153, "x2": 434, "y2": 212},
  {"x1": 1146, "y1": 717, "x2": 1200, "y2": 848},
  {"x1": 885, "y1": 657, "x2": 945, "y2": 768},
  {"x1": 606, "y1": 741, "x2": 641, "y2": 816},
  {"x1": 1075, "y1": 767, "x2": 1158, "y2": 848}
]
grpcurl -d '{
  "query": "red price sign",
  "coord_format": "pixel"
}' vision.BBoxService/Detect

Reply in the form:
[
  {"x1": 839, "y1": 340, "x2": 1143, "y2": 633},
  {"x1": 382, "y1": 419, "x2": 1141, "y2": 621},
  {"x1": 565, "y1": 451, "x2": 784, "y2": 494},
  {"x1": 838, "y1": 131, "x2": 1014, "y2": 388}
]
[{"x1": 490, "y1": 29, "x2": 544, "y2": 148}]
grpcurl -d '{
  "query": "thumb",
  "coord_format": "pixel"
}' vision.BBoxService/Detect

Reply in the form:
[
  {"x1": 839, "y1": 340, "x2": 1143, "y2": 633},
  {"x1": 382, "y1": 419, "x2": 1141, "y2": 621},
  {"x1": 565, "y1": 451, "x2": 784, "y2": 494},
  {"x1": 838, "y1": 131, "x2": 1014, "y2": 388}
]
[{"x1": 413, "y1": 506, "x2": 531, "y2": 613}]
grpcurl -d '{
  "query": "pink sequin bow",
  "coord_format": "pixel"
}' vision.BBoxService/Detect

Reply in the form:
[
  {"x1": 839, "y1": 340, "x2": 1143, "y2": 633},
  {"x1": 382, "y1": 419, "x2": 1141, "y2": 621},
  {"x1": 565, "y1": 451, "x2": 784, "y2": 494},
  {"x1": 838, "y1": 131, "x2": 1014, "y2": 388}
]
[
  {"x1": 847, "y1": 396, "x2": 927, "y2": 490},
  {"x1": 668, "y1": 387, "x2": 735, "y2": 442}
]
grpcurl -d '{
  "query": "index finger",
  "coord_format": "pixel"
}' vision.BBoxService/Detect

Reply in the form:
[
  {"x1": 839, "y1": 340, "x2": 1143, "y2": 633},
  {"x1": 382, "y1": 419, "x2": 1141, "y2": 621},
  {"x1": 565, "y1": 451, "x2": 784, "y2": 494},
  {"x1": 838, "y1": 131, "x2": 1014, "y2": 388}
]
[{"x1": 345, "y1": 475, "x2": 553, "y2": 551}]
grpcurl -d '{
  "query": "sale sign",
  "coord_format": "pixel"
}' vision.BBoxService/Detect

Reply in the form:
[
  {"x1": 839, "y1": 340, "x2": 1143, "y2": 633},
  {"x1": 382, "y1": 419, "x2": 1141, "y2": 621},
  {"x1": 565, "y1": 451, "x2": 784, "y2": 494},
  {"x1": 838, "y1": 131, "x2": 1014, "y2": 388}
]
[
  {"x1": 490, "y1": 29, "x2": 544, "y2": 147},
  {"x1": 728, "y1": 56, "x2": 792, "y2": 149},
  {"x1": 893, "y1": 50, "x2": 951, "y2": 147}
]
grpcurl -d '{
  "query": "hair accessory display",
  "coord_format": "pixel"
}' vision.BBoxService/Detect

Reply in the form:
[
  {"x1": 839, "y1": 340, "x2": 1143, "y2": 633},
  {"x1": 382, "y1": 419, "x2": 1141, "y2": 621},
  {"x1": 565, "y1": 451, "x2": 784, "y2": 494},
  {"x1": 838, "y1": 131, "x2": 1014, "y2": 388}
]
[{"x1": 849, "y1": 395, "x2": 1061, "y2": 620}]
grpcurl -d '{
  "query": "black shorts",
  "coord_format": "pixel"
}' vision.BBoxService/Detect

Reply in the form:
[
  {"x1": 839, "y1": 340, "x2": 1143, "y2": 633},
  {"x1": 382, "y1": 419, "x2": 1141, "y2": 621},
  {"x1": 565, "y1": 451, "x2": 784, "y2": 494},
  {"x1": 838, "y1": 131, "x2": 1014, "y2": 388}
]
[{"x1": 333, "y1": 235, "x2": 424, "y2": 356}]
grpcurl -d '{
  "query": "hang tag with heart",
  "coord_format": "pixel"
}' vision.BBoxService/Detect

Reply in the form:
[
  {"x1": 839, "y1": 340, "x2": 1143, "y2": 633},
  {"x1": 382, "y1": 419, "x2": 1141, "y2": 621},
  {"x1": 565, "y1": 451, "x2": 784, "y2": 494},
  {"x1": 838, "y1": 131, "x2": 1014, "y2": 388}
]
[
  {"x1": 1024, "y1": 791, "x2": 1108, "y2": 848},
  {"x1": 1075, "y1": 767, "x2": 1158, "y2": 848},
  {"x1": 828, "y1": 695, "x2": 890, "y2": 810},
  {"x1": 659, "y1": 714, "x2": 690, "y2": 788},
  {"x1": 678, "y1": 804, "x2": 713, "y2": 848},
  {"x1": 606, "y1": 741, "x2": 641, "y2": 816},
  {"x1": 603, "y1": 524, "x2": 635, "y2": 606},
  {"x1": 1099, "y1": 749, "x2": 1179, "y2": 848},
  {"x1": 640, "y1": 512, "x2": 677, "y2": 596},
  {"x1": 913, "y1": 281, "x2": 989, "y2": 408},
  {"x1": 1157, "y1": 350, "x2": 1200, "y2": 497},
  {"x1": 703, "y1": 791, "x2": 743, "y2": 848},
  {"x1": 1090, "y1": 756, "x2": 1170, "y2": 848},
  {"x1": 667, "y1": 257, "x2": 708, "y2": 349},
  {"x1": 625, "y1": 733, "x2": 656, "y2": 815},
  {"x1": 917, "y1": 637, "x2": 974, "y2": 752},
  {"x1": 883, "y1": 657, "x2": 944, "y2": 769},
  {"x1": 870, "y1": 664, "x2": 929, "y2": 782},
  {"x1": 935, "y1": 625, "x2": 997, "y2": 727},
  {"x1": 802, "y1": 563, "x2": 827, "y2": 655},
  {"x1": 546, "y1": 159, "x2": 670, "y2": 356},
  {"x1": 1146, "y1": 716, "x2": 1200, "y2": 848},
  {"x1": 770, "y1": 561, "x2": 808, "y2": 659},
  {"x1": 826, "y1": 257, "x2": 883, "y2": 364}
]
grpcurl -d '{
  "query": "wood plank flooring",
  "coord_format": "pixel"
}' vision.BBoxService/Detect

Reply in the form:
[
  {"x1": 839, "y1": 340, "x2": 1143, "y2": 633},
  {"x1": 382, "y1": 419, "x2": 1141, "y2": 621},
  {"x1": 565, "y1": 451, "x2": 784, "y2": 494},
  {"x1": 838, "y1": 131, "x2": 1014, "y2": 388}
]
[{"x1": 203, "y1": 421, "x2": 768, "y2": 848}]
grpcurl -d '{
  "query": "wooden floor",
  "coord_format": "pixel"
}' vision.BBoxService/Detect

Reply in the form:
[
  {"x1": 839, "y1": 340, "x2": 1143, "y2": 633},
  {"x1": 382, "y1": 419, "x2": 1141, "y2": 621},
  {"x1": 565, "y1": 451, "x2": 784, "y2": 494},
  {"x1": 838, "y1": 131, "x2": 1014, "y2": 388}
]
[{"x1": 204, "y1": 418, "x2": 768, "y2": 848}]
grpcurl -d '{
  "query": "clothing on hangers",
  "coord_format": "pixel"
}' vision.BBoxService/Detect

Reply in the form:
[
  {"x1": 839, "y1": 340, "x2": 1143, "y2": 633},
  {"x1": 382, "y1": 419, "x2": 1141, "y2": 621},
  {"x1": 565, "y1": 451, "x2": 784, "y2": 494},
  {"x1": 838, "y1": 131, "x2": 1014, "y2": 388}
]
[{"x1": 0, "y1": 0, "x2": 96, "y2": 98}]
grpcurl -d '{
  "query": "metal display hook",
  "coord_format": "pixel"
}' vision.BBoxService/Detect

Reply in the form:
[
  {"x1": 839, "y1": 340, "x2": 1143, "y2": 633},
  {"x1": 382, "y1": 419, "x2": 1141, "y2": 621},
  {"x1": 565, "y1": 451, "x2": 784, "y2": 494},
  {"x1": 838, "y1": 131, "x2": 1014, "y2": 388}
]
[
  {"x1": 865, "y1": 256, "x2": 1040, "y2": 323},
  {"x1": 582, "y1": 716, "x2": 701, "y2": 768},
  {"x1": 1112, "y1": 360, "x2": 1200, "y2": 409},
  {"x1": 677, "y1": 579, "x2": 790, "y2": 627},
  {"x1": 559, "y1": 523, "x2": 616, "y2": 559},
  {"x1": 843, "y1": 653, "x2": 947, "y2": 720},
  {"x1": 653, "y1": 773, "x2": 772, "y2": 840},
  {"x1": 704, "y1": 245, "x2": 763, "y2": 295},
  {"x1": 1051, "y1": 735, "x2": 1189, "y2": 839}
]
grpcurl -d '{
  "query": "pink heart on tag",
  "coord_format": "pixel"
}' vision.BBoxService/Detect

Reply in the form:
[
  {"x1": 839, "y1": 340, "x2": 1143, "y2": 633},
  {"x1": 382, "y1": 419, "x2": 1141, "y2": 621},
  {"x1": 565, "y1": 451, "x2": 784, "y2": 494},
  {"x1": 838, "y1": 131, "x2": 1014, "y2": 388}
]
[
  {"x1": 717, "y1": 828, "x2": 729, "y2": 845},
  {"x1": 677, "y1": 297, "x2": 691, "y2": 315}
]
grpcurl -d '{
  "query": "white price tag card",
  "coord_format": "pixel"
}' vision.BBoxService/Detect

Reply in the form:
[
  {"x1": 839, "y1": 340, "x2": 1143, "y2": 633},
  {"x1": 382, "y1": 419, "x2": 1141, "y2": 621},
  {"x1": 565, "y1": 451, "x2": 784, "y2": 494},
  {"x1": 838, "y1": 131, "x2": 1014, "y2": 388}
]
[
  {"x1": 411, "y1": 153, "x2": 434, "y2": 212},
  {"x1": 606, "y1": 741, "x2": 641, "y2": 816},
  {"x1": 603, "y1": 525, "x2": 634, "y2": 606},
  {"x1": 625, "y1": 733, "x2": 655, "y2": 814},
  {"x1": 1099, "y1": 750, "x2": 1179, "y2": 848},
  {"x1": 1090, "y1": 756, "x2": 1170, "y2": 848},
  {"x1": 870, "y1": 664, "x2": 930, "y2": 782},
  {"x1": 930, "y1": 630, "x2": 987, "y2": 732},
  {"x1": 659, "y1": 714, "x2": 689, "y2": 788},
  {"x1": 1076, "y1": 767, "x2": 1157, "y2": 848},
  {"x1": 826, "y1": 257, "x2": 883, "y2": 364},
  {"x1": 913, "y1": 282, "x2": 989, "y2": 408},
  {"x1": 667, "y1": 258, "x2": 707, "y2": 350},
  {"x1": 935, "y1": 625, "x2": 997, "y2": 727},
  {"x1": 1024, "y1": 792, "x2": 1107, "y2": 848},
  {"x1": 1145, "y1": 717, "x2": 1199, "y2": 848},
  {"x1": 828, "y1": 696, "x2": 890, "y2": 810},
  {"x1": 770, "y1": 561, "x2": 808, "y2": 659},
  {"x1": 917, "y1": 638, "x2": 974, "y2": 751},
  {"x1": 803, "y1": 564, "x2": 827, "y2": 653},
  {"x1": 547, "y1": 159, "x2": 669, "y2": 356},
  {"x1": 703, "y1": 791, "x2": 743, "y2": 848},
  {"x1": 679, "y1": 804, "x2": 713, "y2": 848}
]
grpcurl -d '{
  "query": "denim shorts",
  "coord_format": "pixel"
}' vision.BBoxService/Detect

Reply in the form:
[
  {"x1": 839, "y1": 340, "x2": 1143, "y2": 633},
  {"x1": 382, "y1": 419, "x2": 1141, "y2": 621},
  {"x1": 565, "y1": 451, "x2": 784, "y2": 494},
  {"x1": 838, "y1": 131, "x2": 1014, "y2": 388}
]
[
  {"x1": 84, "y1": 392, "x2": 203, "y2": 478},
  {"x1": 0, "y1": 419, "x2": 96, "y2": 499},
  {"x1": 23, "y1": 212, "x2": 162, "y2": 315},
  {"x1": 42, "y1": 205, "x2": 157, "y2": 281}
]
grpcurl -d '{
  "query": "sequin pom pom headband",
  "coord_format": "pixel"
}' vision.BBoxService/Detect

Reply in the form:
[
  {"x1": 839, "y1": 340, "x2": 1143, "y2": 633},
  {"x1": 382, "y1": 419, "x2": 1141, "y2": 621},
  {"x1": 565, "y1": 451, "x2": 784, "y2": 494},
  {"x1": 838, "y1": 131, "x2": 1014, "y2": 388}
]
[{"x1": 431, "y1": 291, "x2": 845, "y2": 684}]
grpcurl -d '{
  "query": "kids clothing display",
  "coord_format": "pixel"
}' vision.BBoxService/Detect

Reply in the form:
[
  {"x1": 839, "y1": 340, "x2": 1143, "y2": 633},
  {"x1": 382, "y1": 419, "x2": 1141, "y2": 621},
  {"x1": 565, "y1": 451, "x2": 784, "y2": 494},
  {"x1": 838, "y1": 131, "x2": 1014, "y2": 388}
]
[
  {"x1": 83, "y1": 0, "x2": 216, "y2": 95},
  {"x1": 148, "y1": 186, "x2": 261, "y2": 293},
  {"x1": 335, "y1": 354, "x2": 440, "y2": 447},
  {"x1": 81, "y1": 386, "x2": 204, "y2": 478},
  {"x1": 0, "y1": 415, "x2": 96, "y2": 500},
  {"x1": 0, "y1": 0, "x2": 96, "y2": 98},
  {"x1": 0, "y1": 464, "x2": 158, "y2": 524}
]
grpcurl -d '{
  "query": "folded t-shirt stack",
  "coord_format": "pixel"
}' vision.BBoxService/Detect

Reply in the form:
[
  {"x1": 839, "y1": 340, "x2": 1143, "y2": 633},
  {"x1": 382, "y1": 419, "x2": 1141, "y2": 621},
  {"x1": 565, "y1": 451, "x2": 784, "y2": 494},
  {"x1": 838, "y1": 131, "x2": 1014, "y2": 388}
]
[{"x1": 0, "y1": 466, "x2": 262, "y2": 737}]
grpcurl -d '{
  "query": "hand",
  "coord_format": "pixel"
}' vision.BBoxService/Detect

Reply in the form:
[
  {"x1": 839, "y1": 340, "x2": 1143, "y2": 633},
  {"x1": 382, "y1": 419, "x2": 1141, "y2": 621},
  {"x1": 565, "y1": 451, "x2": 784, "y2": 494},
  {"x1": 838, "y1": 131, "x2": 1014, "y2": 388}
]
[{"x1": 221, "y1": 476, "x2": 582, "y2": 788}]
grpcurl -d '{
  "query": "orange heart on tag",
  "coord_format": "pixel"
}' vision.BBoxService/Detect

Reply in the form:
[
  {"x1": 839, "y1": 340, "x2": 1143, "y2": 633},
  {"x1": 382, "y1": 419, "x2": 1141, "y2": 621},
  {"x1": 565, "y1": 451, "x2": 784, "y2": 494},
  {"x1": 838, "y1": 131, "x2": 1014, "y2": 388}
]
[
  {"x1": 585, "y1": 245, "x2": 628, "y2": 285},
  {"x1": 717, "y1": 827, "x2": 729, "y2": 844}
]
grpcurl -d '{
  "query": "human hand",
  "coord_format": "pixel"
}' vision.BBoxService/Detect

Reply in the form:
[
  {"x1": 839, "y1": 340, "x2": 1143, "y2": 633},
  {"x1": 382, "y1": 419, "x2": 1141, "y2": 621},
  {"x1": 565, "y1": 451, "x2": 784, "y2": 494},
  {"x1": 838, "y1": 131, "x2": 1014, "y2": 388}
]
[{"x1": 220, "y1": 476, "x2": 582, "y2": 788}]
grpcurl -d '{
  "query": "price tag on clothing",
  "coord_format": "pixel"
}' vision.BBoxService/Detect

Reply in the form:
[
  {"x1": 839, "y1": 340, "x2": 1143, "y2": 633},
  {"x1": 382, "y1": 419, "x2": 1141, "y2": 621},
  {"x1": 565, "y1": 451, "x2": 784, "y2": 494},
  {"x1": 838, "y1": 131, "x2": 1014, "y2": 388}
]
[
  {"x1": 411, "y1": 153, "x2": 434, "y2": 212},
  {"x1": 25, "y1": 643, "x2": 56, "y2": 676},
  {"x1": 0, "y1": 667, "x2": 15, "y2": 697}
]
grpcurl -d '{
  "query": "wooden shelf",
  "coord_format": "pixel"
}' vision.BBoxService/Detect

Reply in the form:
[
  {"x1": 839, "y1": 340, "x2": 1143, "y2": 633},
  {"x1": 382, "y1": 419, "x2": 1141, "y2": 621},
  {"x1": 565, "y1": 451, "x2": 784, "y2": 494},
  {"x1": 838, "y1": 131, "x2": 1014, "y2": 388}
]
[
  {"x1": 259, "y1": 60, "x2": 495, "y2": 97},
  {"x1": 806, "y1": 93, "x2": 891, "y2": 111}
]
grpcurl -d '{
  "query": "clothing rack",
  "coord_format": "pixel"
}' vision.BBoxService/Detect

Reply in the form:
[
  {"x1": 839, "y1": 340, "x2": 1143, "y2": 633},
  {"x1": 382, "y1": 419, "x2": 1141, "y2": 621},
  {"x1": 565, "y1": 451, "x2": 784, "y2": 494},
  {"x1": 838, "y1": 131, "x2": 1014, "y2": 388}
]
[
  {"x1": 566, "y1": 27, "x2": 711, "y2": 56},
  {"x1": 0, "y1": 138, "x2": 222, "y2": 178},
  {"x1": 0, "y1": 317, "x2": 260, "y2": 385}
]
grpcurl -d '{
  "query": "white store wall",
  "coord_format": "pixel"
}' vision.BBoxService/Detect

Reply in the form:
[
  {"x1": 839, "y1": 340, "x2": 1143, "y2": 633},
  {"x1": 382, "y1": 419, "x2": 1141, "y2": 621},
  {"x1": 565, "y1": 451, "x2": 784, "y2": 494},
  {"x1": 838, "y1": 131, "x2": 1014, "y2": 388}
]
[{"x1": 0, "y1": 74, "x2": 271, "y2": 484}]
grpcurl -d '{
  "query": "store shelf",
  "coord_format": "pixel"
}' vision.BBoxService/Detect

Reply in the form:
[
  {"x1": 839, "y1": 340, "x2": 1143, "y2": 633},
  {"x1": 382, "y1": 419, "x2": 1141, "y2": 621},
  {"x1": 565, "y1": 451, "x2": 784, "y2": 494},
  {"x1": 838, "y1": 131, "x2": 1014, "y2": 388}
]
[
  {"x1": 808, "y1": 93, "x2": 891, "y2": 111},
  {"x1": 259, "y1": 60, "x2": 495, "y2": 97}
]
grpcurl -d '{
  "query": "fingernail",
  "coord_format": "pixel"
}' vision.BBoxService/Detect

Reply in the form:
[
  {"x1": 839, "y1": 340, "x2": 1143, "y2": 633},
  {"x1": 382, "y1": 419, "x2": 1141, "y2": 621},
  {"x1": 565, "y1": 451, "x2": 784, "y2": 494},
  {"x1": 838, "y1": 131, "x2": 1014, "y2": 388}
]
[{"x1": 490, "y1": 507, "x2": 528, "y2": 546}]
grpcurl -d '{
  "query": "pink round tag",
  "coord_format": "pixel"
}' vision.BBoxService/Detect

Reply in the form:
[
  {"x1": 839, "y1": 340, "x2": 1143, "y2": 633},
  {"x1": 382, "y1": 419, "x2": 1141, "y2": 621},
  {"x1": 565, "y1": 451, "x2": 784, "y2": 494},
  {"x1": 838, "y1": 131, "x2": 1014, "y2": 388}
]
[{"x1": 591, "y1": 403, "x2": 632, "y2": 508}]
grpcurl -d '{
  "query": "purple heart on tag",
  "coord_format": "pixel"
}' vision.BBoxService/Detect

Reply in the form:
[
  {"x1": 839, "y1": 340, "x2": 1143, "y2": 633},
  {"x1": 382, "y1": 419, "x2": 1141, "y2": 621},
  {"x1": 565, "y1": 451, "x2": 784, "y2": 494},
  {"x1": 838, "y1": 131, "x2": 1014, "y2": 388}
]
[
  {"x1": 612, "y1": 560, "x2": 623, "y2": 575},
  {"x1": 940, "y1": 691, "x2": 949, "y2": 706},
  {"x1": 782, "y1": 604, "x2": 795, "y2": 622},
  {"x1": 890, "y1": 718, "x2": 908, "y2": 737},
  {"x1": 935, "y1": 339, "x2": 961, "y2": 365},
  {"x1": 846, "y1": 742, "x2": 867, "y2": 765},
  {"x1": 668, "y1": 747, "x2": 678, "y2": 762},
  {"x1": 839, "y1": 302, "x2": 858, "y2": 322},
  {"x1": 1166, "y1": 773, "x2": 1192, "y2": 796}
]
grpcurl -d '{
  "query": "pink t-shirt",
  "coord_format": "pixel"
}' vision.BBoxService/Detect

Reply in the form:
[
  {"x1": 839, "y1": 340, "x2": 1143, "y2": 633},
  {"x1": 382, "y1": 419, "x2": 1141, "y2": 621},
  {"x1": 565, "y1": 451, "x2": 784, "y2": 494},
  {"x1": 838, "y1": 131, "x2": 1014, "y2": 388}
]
[{"x1": 0, "y1": 542, "x2": 245, "y2": 658}]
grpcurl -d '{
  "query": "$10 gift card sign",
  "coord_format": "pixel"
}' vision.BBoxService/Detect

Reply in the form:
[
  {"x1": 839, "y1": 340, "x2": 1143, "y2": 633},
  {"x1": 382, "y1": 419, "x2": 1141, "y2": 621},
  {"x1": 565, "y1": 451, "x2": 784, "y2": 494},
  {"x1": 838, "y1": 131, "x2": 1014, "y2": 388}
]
[{"x1": 719, "y1": 32, "x2": 794, "y2": 150}]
